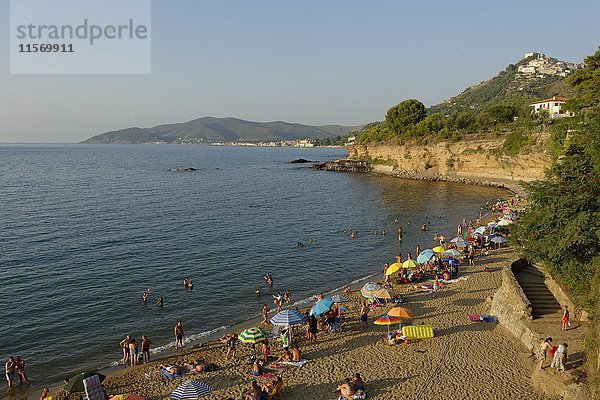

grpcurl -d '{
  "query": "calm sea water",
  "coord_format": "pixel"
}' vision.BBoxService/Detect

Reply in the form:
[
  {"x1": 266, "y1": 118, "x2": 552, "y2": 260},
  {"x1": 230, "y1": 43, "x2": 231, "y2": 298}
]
[{"x1": 0, "y1": 144, "x2": 507, "y2": 396}]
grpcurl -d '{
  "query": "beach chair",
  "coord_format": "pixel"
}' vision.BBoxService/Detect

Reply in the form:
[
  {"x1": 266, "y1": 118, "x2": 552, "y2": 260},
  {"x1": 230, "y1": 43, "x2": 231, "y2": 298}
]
[{"x1": 83, "y1": 375, "x2": 104, "y2": 400}]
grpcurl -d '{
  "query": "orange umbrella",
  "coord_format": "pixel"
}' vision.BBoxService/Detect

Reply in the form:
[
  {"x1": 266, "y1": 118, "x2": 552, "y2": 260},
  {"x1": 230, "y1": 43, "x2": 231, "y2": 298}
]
[{"x1": 387, "y1": 307, "x2": 415, "y2": 319}]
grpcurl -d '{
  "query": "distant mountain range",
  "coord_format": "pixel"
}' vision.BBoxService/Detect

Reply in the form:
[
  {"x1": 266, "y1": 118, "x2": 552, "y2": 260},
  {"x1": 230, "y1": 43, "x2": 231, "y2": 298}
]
[{"x1": 82, "y1": 117, "x2": 363, "y2": 144}]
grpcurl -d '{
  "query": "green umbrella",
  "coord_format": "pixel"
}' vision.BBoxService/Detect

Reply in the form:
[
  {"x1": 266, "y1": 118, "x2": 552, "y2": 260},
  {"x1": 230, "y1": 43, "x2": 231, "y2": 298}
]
[
  {"x1": 63, "y1": 372, "x2": 106, "y2": 393},
  {"x1": 239, "y1": 327, "x2": 268, "y2": 344}
]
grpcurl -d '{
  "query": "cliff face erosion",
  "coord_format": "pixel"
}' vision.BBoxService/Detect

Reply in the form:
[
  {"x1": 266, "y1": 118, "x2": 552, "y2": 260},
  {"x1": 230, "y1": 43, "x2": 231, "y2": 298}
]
[{"x1": 348, "y1": 132, "x2": 552, "y2": 186}]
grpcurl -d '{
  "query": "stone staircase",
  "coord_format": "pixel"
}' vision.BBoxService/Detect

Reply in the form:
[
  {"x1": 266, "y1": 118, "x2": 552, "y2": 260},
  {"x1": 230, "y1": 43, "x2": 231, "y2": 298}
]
[{"x1": 514, "y1": 264, "x2": 562, "y2": 320}]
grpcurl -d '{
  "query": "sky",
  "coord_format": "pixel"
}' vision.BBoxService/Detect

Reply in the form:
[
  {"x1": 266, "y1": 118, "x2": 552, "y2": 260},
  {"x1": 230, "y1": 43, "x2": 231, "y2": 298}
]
[{"x1": 0, "y1": 0, "x2": 599, "y2": 143}]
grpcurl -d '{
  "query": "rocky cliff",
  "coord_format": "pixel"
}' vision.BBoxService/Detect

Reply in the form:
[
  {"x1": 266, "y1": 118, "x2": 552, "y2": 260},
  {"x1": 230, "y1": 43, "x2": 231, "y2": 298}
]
[{"x1": 348, "y1": 132, "x2": 553, "y2": 192}]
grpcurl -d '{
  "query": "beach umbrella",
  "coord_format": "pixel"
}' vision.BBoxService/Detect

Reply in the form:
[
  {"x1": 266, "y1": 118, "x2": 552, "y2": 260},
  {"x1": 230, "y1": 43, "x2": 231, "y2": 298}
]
[
  {"x1": 388, "y1": 307, "x2": 415, "y2": 319},
  {"x1": 372, "y1": 287, "x2": 397, "y2": 300},
  {"x1": 239, "y1": 327, "x2": 268, "y2": 344},
  {"x1": 497, "y1": 219, "x2": 512, "y2": 226},
  {"x1": 374, "y1": 315, "x2": 400, "y2": 337},
  {"x1": 443, "y1": 249, "x2": 461, "y2": 257},
  {"x1": 491, "y1": 236, "x2": 508, "y2": 244},
  {"x1": 385, "y1": 262, "x2": 402, "y2": 276},
  {"x1": 444, "y1": 258, "x2": 460, "y2": 266},
  {"x1": 361, "y1": 282, "x2": 381, "y2": 299},
  {"x1": 170, "y1": 380, "x2": 212, "y2": 399},
  {"x1": 432, "y1": 246, "x2": 445, "y2": 253},
  {"x1": 63, "y1": 372, "x2": 106, "y2": 393},
  {"x1": 310, "y1": 297, "x2": 334, "y2": 316},
  {"x1": 416, "y1": 249, "x2": 435, "y2": 264},
  {"x1": 332, "y1": 294, "x2": 349, "y2": 303},
  {"x1": 450, "y1": 237, "x2": 467, "y2": 248},
  {"x1": 475, "y1": 226, "x2": 487, "y2": 235},
  {"x1": 270, "y1": 309, "x2": 307, "y2": 326},
  {"x1": 402, "y1": 259, "x2": 420, "y2": 269}
]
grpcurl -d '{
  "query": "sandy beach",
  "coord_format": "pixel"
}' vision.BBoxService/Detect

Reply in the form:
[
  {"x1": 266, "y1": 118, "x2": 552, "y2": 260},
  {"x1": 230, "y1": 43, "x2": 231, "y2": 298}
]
[{"x1": 47, "y1": 245, "x2": 548, "y2": 400}]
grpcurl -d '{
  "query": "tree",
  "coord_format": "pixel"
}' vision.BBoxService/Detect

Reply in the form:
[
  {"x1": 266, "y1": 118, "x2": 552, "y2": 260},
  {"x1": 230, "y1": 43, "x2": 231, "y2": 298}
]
[
  {"x1": 385, "y1": 99, "x2": 426, "y2": 134},
  {"x1": 564, "y1": 47, "x2": 600, "y2": 112},
  {"x1": 485, "y1": 104, "x2": 518, "y2": 124}
]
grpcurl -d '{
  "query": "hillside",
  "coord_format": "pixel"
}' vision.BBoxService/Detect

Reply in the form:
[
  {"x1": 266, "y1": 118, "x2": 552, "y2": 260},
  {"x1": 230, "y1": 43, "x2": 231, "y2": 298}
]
[
  {"x1": 429, "y1": 53, "x2": 578, "y2": 114},
  {"x1": 82, "y1": 117, "x2": 362, "y2": 144}
]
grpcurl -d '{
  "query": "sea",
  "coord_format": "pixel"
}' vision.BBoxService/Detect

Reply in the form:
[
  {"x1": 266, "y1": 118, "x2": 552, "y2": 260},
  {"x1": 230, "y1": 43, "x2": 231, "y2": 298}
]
[{"x1": 0, "y1": 144, "x2": 508, "y2": 397}]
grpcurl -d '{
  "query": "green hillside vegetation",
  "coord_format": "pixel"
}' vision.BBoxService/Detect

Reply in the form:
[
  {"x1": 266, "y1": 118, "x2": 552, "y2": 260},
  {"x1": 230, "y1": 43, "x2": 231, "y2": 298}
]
[
  {"x1": 510, "y1": 48, "x2": 600, "y2": 392},
  {"x1": 355, "y1": 54, "x2": 577, "y2": 155},
  {"x1": 83, "y1": 117, "x2": 362, "y2": 144}
]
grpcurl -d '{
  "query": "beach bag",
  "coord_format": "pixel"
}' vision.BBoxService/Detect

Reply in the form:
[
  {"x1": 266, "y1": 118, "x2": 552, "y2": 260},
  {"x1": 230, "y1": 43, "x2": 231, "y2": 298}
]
[{"x1": 549, "y1": 346, "x2": 558, "y2": 358}]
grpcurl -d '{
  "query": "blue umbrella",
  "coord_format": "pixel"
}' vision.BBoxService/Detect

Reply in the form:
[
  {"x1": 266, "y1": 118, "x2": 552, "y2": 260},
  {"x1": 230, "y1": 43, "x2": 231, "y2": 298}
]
[
  {"x1": 270, "y1": 309, "x2": 308, "y2": 326},
  {"x1": 444, "y1": 258, "x2": 460, "y2": 266},
  {"x1": 310, "y1": 297, "x2": 334, "y2": 316},
  {"x1": 417, "y1": 249, "x2": 435, "y2": 264},
  {"x1": 171, "y1": 380, "x2": 212, "y2": 399}
]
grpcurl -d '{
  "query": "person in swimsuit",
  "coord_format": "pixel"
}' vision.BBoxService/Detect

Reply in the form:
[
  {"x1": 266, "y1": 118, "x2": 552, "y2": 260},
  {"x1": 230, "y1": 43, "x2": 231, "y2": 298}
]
[
  {"x1": 275, "y1": 348, "x2": 292, "y2": 362},
  {"x1": 129, "y1": 338, "x2": 139, "y2": 366},
  {"x1": 15, "y1": 356, "x2": 30, "y2": 385},
  {"x1": 184, "y1": 360, "x2": 207, "y2": 373},
  {"x1": 291, "y1": 345, "x2": 302, "y2": 362},
  {"x1": 261, "y1": 304, "x2": 270, "y2": 325},
  {"x1": 245, "y1": 380, "x2": 261, "y2": 400},
  {"x1": 360, "y1": 302, "x2": 369, "y2": 330},
  {"x1": 159, "y1": 364, "x2": 181, "y2": 374},
  {"x1": 5, "y1": 356, "x2": 15, "y2": 388},
  {"x1": 336, "y1": 378, "x2": 355, "y2": 399},
  {"x1": 157, "y1": 296, "x2": 164, "y2": 308},
  {"x1": 261, "y1": 340, "x2": 269, "y2": 363},
  {"x1": 40, "y1": 387, "x2": 50, "y2": 399},
  {"x1": 175, "y1": 321, "x2": 184, "y2": 350},
  {"x1": 251, "y1": 360, "x2": 262, "y2": 377},
  {"x1": 142, "y1": 292, "x2": 148, "y2": 303},
  {"x1": 141, "y1": 335, "x2": 152, "y2": 364},
  {"x1": 119, "y1": 336, "x2": 131, "y2": 366},
  {"x1": 537, "y1": 337, "x2": 553, "y2": 370},
  {"x1": 183, "y1": 277, "x2": 189, "y2": 287},
  {"x1": 562, "y1": 305, "x2": 570, "y2": 331},
  {"x1": 284, "y1": 290, "x2": 291, "y2": 304},
  {"x1": 225, "y1": 333, "x2": 237, "y2": 360}
]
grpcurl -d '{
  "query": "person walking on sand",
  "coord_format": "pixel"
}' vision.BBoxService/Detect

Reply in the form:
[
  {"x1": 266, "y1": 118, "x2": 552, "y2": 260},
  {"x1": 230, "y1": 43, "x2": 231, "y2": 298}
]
[
  {"x1": 261, "y1": 340, "x2": 270, "y2": 363},
  {"x1": 551, "y1": 343, "x2": 568, "y2": 372},
  {"x1": 225, "y1": 333, "x2": 237, "y2": 361},
  {"x1": 537, "y1": 337, "x2": 553, "y2": 370},
  {"x1": 360, "y1": 302, "x2": 370, "y2": 330},
  {"x1": 562, "y1": 305, "x2": 570, "y2": 331},
  {"x1": 175, "y1": 321, "x2": 184, "y2": 350},
  {"x1": 141, "y1": 335, "x2": 152, "y2": 363},
  {"x1": 5, "y1": 356, "x2": 15, "y2": 388},
  {"x1": 308, "y1": 315, "x2": 318, "y2": 343},
  {"x1": 15, "y1": 356, "x2": 30, "y2": 385}
]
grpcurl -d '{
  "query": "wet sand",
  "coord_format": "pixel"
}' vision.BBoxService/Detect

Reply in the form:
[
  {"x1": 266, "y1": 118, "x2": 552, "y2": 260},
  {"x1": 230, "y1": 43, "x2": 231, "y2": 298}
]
[{"x1": 48, "y1": 247, "x2": 547, "y2": 400}]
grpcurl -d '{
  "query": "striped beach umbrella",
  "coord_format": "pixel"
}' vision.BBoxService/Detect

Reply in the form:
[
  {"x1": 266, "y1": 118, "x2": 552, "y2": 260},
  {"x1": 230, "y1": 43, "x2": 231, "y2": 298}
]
[
  {"x1": 310, "y1": 297, "x2": 334, "y2": 316},
  {"x1": 270, "y1": 309, "x2": 307, "y2": 326},
  {"x1": 416, "y1": 249, "x2": 435, "y2": 264},
  {"x1": 374, "y1": 315, "x2": 400, "y2": 337},
  {"x1": 361, "y1": 282, "x2": 381, "y2": 299},
  {"x1": 239, "y1": 327, "x2": 268, "y2": 344},
  {"x1": 332, "y1": 294, "x2": 349, "y2": 303},
  {"x1": 170, "y1": 380, "x2": 212, "y2": 399}
]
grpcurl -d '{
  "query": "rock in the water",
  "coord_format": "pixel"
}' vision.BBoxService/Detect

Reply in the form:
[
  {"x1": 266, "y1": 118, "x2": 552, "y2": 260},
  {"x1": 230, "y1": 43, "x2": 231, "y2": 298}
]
[
  {"x1": 175, "y1": 167, "x2": 197, "y2": 172},
  {"x1": 290, "y1": 158, "x2": 313, "y2": 164}
]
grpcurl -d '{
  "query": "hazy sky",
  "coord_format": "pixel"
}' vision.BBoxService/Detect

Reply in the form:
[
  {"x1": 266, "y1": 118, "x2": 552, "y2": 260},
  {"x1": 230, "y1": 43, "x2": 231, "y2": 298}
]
[{"x1": 1, "y1": 0, "x2": 599, "y2": 143}]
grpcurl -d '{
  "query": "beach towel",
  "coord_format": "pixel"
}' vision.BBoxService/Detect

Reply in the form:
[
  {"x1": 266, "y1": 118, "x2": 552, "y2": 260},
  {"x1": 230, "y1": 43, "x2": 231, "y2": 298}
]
[
  {"x1": 160, "y1": 368, "x2": 185, "y2": 379},
  {"x1": 468, "y1": 314, "x2": 482, "y2": 322},
  {"x1": 402, "y1": 324, "x2": 434, "y2": 340},
  {"x1": 280, "y1": 359, "x2": 309, "y2": 367},
  {"x1": 269, "y1": 362, "x2": 291, "y2": 370},
  {"x1": 249, "y1": 372, "x2": 276, "y2": 380}
]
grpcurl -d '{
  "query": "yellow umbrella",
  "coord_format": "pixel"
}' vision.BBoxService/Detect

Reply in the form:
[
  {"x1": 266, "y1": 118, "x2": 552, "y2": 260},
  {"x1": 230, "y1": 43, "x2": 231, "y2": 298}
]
[
  {"x1": 432, "y1": 246, "x2": 446, "y2": 253},
  {"x1": 402, "y1": 259, "x2": 419, "y2": 269},
  {"x1": 388, "y1": 307, "x2": 415, "y2": 319},
  {"x1": 372, "y1": 287, "x2": 397, "y2": 299},
  {"x1": 385, "y1": 262, "x2": 402, "y2": 276}
]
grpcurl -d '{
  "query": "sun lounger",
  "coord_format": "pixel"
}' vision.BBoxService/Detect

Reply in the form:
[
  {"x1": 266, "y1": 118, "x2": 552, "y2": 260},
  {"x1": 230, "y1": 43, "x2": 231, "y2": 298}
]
[
  {"x1": 401, "y1": 324, "x2": 434, "y2": 340},
  {"x1": 160, "y1": 368, "x2": 185, "y2": 379},
  {"x1": 83, "y1": 375, "x2": 104, "y2": 400}
]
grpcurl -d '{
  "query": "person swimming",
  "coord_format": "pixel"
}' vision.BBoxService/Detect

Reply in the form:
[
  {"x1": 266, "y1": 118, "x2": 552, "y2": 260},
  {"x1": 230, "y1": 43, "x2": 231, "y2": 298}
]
[
  {"x1": 264, "y1": 273, "x2": 273, "y2": 286},
  {"x1": 183, "y1": 277, "x2": 189, "y2": 287},
  {"x1": 142, "y1": 292, "x2": 148, "y2": 303},
  {"x1": 157, "y1": 296, "x2": 164, "y2": 308},
  {"x1": 255, "y1": 287, "x2": 262, "y2": 296}
]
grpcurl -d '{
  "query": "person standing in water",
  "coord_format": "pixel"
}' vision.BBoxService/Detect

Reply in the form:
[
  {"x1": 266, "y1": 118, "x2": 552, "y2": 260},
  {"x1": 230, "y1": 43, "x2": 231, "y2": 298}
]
[
  {"x1": 397, "y1": 227, "x2": 403, "y2": 242},
  {"x1": 15, "y1": 356, "x2": 30, "y2": 385},
  {"x1": 174, "y1": 321, "x2": 185, "y2": 350}
]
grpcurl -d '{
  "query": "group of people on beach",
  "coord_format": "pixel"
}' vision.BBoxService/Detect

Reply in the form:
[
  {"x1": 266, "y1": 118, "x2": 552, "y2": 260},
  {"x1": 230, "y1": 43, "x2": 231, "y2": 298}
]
[
  {"x1": 4, "y1": 356, "x2": 30, "y2": 388},
  {"x1": 119, "y1": 334, "x2": 152, "y2": 366}
]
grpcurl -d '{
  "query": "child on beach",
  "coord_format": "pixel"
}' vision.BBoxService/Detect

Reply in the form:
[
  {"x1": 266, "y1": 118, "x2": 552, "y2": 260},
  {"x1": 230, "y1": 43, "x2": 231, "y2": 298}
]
[
  {"x1": 551, "y1": 343, "x2": 568, "y2": 372},
  {"x1": 537, "y1": 337, "x2": 553, "y2": 370}
]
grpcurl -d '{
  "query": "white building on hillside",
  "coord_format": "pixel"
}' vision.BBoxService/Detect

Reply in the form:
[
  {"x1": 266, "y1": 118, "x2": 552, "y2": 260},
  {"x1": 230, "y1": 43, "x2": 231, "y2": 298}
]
[{"x1": 529, "y1": 96, "x2": 575, "y2": 118}]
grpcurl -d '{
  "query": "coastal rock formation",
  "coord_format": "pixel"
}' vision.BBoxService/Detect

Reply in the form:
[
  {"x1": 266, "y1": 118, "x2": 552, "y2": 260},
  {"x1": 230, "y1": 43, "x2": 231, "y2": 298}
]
[
  {"x1": 347, "y1": 132, "x2": 552, "y2": 194},
  {"x1": 290, "y1": 158, "x2": 314, "y2": 164}
]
